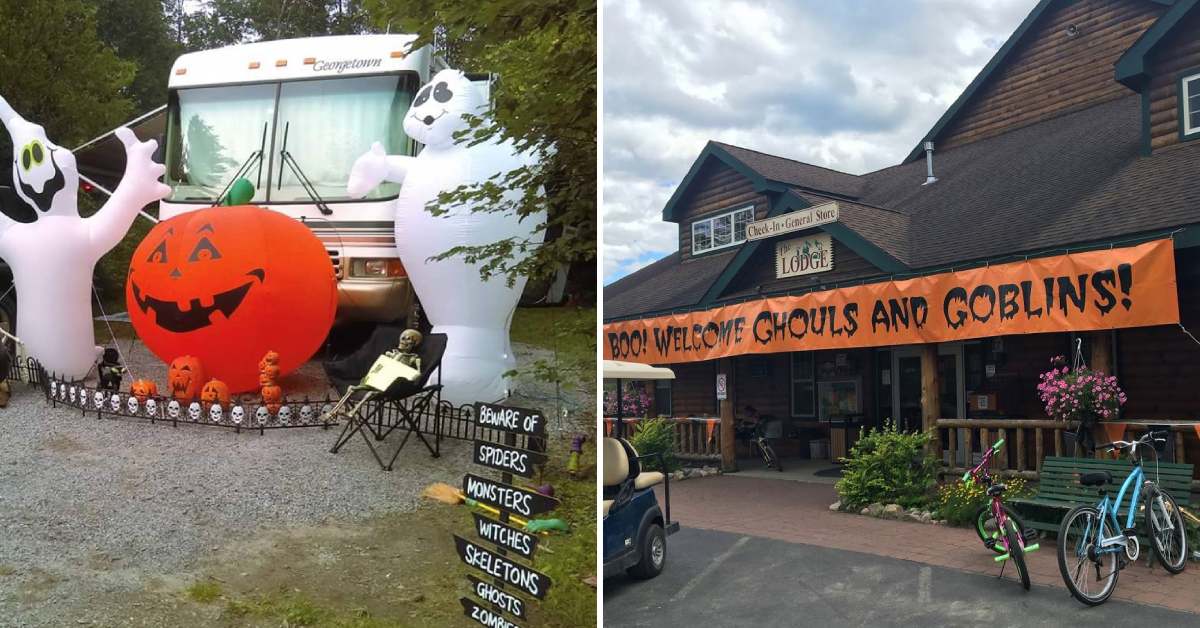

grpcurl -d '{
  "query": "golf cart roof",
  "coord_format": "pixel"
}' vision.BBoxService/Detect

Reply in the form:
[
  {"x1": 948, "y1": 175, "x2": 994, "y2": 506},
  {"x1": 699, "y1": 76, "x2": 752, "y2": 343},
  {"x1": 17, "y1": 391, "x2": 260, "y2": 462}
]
[{"x1": 602, "y1": 360, "x2": 675, "y2": 380}]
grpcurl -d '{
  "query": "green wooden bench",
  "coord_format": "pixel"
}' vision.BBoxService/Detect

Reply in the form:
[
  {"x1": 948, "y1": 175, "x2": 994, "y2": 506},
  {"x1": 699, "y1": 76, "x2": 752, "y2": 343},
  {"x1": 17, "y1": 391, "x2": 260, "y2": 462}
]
[{"x1": 1009, "y1": 456, "x2": 1194, "y2": 538}]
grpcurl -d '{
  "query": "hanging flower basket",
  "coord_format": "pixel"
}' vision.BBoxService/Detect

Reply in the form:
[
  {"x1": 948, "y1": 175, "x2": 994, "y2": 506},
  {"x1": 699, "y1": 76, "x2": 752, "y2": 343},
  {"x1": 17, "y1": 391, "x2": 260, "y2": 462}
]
[{"x1": 1036, "y1": 355, "x2": 1126, "y2": 424}]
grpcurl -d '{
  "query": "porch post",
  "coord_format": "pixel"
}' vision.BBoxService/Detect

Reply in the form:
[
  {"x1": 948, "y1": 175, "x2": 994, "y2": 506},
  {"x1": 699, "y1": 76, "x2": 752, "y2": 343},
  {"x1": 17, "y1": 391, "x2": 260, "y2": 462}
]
[
  {"x1": 1089, "y1": 331, "x2": 1114, "y2": 459},
  {"x1": 719, "y1": 357, "x2": 738, "y2": 472},
  {"x1": 920, "y1": 344, "x2": 941, "y2": 456}
]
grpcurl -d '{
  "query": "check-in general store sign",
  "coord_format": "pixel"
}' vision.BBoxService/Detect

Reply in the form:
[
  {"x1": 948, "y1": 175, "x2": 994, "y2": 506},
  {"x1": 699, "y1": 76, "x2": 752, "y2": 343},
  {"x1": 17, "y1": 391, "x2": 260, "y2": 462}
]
[
  {"x1": 746, "y1": 202, "x2": 839, "y2": 241},
  {"x1": 604, "y1": 239, "x2": 1180, "y2": 364}
]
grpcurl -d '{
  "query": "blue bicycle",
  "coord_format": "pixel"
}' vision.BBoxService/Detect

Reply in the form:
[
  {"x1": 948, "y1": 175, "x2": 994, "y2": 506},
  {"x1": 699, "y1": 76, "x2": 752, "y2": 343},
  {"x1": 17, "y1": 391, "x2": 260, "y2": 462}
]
[{"x1": 1056, "y1": 430, "x2": 1188, "y2": 605}]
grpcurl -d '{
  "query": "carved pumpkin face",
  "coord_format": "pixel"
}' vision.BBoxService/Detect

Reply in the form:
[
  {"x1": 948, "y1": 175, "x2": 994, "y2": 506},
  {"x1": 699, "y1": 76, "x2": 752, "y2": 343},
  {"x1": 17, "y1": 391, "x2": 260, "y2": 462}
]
[
  {"x1": 126, "y1": 205, "x2": 337, "y2": 392},
  {"x1": 200, "y1": 379, "x2": 230, "y2": 408},
  {"x1": 168, "y1": 355, "x2": 204, "y2": 401},
  {"x1": 130, "y1": 379, "x2": 157, "y2": 403},
  {"x1": 258, "y1": 365, "x2": 280, "y2": 387}
]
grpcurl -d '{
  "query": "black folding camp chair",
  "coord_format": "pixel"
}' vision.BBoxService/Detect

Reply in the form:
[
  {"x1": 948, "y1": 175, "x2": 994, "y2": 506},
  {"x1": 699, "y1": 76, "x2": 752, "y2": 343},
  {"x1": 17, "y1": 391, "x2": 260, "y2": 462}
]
[{"x1": 328, "y1": 333, "x2": 446, "y2": 470}]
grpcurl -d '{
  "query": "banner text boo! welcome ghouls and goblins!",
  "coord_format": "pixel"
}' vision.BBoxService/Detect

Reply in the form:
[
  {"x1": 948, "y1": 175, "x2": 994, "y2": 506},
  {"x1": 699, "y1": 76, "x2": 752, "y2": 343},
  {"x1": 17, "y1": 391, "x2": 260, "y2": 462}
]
[{"x1": 604, "y1": 239, "x2": 1179, "y2": 364}]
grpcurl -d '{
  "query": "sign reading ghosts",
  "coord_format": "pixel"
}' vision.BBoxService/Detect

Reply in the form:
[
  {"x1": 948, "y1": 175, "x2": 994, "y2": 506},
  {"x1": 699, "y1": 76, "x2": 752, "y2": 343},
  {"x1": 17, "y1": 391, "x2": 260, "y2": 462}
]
[
  {"x1": 0, "y1": 96, "x2": 168, "y2": 379},
  {"x1": 126, "y1": 205, "x2": 337, "y2": 392},
  {"x1": 348, "y1": 69, "x2": 547, "y2": 405}
]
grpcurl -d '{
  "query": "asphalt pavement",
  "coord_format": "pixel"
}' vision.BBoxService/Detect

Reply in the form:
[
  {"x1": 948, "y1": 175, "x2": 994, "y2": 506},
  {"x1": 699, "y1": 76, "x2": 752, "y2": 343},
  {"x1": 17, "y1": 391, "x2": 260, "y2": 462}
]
[{"x1": 604, "y1": 526, "x2": 1199, "y2": 627}]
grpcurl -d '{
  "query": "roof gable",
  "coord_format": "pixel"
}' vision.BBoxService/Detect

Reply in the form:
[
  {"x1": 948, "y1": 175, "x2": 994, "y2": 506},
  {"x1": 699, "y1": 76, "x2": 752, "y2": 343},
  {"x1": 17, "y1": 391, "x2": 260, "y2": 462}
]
[
  {"x1": 1115, "y1": 0, "x2": 1200, "y2": 90},
  {"x1": 661, "y1": 142, "x2": 789, "y2": 222}
]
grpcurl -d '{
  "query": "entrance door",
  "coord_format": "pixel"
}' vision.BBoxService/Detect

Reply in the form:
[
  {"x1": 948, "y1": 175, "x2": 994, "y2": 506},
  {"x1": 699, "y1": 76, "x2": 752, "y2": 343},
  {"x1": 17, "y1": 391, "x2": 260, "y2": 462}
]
[{"x1": 891, "y1": 344, "x2": 964, "y2": 432}]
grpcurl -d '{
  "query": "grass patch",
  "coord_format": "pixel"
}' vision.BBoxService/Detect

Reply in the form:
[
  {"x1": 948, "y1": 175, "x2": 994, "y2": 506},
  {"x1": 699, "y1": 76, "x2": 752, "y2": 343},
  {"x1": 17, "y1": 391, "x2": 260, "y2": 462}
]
[
  {"x1": 510, "y1": 306, "x2": 596, "y2": 393},
  {"x1": 0, "y1": 564, "x2": 15, "y2": 577},
  {"x1": 184, "y1": 579, "x2": 222, "y2": 603}
]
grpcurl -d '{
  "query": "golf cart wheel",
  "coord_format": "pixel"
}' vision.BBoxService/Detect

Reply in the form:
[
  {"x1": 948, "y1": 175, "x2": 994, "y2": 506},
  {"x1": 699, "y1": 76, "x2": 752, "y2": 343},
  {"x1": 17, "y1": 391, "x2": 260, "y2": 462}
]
[{"x1": 627, "y1": 523, "x2": 666, "y2": 579}]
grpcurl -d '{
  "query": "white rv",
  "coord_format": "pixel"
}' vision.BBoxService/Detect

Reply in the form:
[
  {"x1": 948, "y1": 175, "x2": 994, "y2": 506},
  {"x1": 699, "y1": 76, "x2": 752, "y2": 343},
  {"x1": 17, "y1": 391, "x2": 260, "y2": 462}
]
[{"x1": 161, "y1": 34, "x2": 442, "y2": 323}]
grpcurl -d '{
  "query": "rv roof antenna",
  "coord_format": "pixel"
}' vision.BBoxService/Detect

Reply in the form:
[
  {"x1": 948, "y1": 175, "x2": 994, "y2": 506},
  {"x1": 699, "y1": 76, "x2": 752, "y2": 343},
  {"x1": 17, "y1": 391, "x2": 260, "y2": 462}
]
[{"x1": 922, "y1": 140, "x2": 938, "y2": 186}]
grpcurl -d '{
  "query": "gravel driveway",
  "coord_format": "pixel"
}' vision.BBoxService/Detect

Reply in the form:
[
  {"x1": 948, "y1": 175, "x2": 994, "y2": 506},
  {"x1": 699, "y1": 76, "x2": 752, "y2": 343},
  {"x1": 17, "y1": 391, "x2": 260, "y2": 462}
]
[{"x1": 0, "y1": 339, "x2": 592, "y2": 627}]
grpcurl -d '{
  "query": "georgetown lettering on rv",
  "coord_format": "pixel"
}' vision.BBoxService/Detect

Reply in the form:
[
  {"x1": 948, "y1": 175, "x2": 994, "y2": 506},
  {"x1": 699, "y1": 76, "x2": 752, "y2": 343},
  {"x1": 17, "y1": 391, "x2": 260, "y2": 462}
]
[
  {"x1": 462, "y1": 473, "x2": 560, "y2": 517},
  {"x1": 472, "y1": 440, "x2": 548, "y2": 479},
  {"x1": 461, "y1": 597, "x2": 521, "y2": 628},
  {"x1": 468, "y1": 575, "x2": 526, "y2": 619},
  {"x1": 474, "y1": 512, "x2": 538, "y2": 559},
  {"x1": 311, "y1": 57, "x2": 383, "y2": 73},
  {"x1": 454, "y1": 535, "x2": 552, "y2": 599},
  {"x1": 475, "y1": 402, "x2": 545, "y2": 436}
]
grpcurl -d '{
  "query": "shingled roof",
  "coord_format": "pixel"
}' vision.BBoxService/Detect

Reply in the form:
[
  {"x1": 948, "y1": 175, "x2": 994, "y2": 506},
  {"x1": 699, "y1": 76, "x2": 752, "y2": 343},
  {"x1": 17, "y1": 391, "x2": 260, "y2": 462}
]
[{"x1": 606, "y1": 94, "x2": 1200, "y2": 321}]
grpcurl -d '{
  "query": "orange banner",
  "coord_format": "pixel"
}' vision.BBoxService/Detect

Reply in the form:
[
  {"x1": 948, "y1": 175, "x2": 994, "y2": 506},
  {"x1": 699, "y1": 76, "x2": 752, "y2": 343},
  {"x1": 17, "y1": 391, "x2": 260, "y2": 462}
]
[{"x1": 605, "y1": 239, "x2": 1179, "y2": 364}]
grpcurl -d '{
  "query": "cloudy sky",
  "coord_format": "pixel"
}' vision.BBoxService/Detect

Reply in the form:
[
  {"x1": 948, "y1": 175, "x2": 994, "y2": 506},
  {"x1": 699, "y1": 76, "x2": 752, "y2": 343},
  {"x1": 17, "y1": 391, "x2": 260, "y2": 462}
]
[{"x1": 602, "y1": 0, "x2": 1036, "y2": 283}]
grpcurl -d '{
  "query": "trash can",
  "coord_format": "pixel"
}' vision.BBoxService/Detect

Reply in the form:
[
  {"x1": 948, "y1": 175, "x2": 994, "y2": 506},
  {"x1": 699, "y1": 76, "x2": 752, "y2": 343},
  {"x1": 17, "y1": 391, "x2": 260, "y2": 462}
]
[{"x1": 809, "y1": 438, "x2": 830, "y2": 460}]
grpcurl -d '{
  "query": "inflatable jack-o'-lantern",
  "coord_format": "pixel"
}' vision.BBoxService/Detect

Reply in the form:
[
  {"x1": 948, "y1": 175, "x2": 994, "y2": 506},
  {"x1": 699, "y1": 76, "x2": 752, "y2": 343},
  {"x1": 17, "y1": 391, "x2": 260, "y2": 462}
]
[
  {"x1": 126, "y1": 205, "x2": 337, "y2": 392},
  {"x1": 130, "y1": 379, "x2": 158, "y2": 403},
  {"x1": 200, "y1": 379, "x2": 230, "y2": 408},
  {"x1": 261, "y1": 384, "x2": 282, "y2": 414},
  {"x1": 168, "y1": 355, "x2": 205, "y2": 401}
]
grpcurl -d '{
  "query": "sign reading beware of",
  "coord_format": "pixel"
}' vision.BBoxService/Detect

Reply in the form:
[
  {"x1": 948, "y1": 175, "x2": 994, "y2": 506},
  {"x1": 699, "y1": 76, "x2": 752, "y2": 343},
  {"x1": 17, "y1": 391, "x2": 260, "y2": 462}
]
[
  {"x1": 746, "y1": 202, "x2": 839, "y2": 241},
  {"x1": 468, "y1": 575, "x2": 526, "y2": 619},
  {"x1": 461, "y1": 597, "x2": 521, "y2": 628},
  {"x1": 473, "y1": 512, "x2": 539, "y2": 559},
  {"x1": 475, "y1": 402, "x2": 546, "y2": 437},
  {"x1": 472, "y1": 440, "x2": 548, "y2": 479},
  {"x1": 462, "y1": 473, "x2": 560, "y2": 518},
  {"x1": 454, "y1": 534, "x2": 553, "y2": 599}
]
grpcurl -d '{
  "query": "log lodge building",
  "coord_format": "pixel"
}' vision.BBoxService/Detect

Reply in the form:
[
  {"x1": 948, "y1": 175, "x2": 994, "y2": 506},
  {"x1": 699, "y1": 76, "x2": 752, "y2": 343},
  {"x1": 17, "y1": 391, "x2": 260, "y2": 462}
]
[{"x1": 603, "y1": 0, "x2": 1200, "y2": 479}]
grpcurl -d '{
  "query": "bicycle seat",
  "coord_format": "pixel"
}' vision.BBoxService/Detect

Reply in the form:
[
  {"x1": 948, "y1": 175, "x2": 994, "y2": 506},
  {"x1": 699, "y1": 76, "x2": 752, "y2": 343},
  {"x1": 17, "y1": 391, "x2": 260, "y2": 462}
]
[
  {"x1": 1079, "y1": 471, "x2": 1112, "y2": 487},
  {"x1": 986, "y1": 484, "x2": 1006, "y2": 497}
]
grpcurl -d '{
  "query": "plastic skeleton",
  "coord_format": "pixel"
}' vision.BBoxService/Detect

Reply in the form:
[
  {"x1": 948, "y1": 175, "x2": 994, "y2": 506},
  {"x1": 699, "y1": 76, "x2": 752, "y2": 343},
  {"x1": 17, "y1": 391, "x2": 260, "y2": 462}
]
[
  {"x1": 0, "y1": 96, "x2": 168, "y2": 379},
  {"x1": 322, "y1": 329, "x2": 423, "y2": 422}
]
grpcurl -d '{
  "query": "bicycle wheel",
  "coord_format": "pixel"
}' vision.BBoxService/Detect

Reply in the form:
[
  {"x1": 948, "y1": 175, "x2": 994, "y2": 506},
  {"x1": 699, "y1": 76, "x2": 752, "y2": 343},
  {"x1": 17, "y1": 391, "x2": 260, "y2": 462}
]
[
  {"x1": 1147, "y1": 489, "x2": 1188, "y2": 574},
  {"x1": 764, "y1": 441, "x2": 782, "y2": 472},
  {"x1": 1057, "y1": 505, "x2": 1119, "y2": 606},
  {"x1": 974, "y1": 504, "x2": 1029, "y2": 554},
  {"x1": 1003, "y1": 518, "x2": 1030, "y2": 591}
]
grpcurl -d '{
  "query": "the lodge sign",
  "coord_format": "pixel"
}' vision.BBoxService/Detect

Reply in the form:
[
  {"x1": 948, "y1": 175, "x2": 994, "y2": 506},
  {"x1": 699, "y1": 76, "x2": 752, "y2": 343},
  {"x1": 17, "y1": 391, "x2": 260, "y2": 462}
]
[
  {"x1": 604, "y1": 239, "x2": 1180, "y2": 364},
  {"x1": 746, "y1": 202, "x2": 839, "y2": 241},
  {"x1": 777, "y1": 234, "x2": 833, "y2": 278}
]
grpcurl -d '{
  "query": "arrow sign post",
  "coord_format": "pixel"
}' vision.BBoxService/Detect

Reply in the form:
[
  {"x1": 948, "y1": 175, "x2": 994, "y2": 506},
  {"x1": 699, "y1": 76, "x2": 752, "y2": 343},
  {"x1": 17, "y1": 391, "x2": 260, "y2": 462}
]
[
  {"x1": 461, "y1": 597, "x2": 521, "y2": 628},
  {"x1": 462, "y1": 473, "x2": 560, "y2": 519},
  {"x1": 475, "y1": 402, "x2": 547, "y2": 437},
  {"x1": 472, "y1": 440, "x2": 548, "y2": 479},
  {"x1": 468, "y1": 575, "x2": 527, "y2": 619},
  {"x1": 454, "y1": 534, "x2": 552, "y2": 600},
  {"x1": 473, "y1": 512, "x2": 539, "y2": 560}
]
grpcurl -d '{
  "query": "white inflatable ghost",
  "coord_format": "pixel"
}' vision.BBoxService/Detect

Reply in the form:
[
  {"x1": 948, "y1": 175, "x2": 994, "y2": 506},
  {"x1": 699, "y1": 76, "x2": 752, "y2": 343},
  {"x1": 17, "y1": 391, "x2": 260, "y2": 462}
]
[
  {"x1": 0, "y1": 97, "x2": 169, "y2": 379},
  {"x1": 348, "y1": 69, "x2": 546, "y2": 405}
]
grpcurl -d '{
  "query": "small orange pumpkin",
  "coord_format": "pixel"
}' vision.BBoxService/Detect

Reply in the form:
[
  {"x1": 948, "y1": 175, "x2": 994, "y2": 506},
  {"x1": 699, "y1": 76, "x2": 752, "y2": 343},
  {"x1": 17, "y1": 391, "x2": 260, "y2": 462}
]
[
  {"x1": 261, "y1": 384, "x2": 282, "y2": 414},
  {"x1": 168, "y1": 355, "x2": 205, "y2": 401},
  {"x1": 130, "y1": 379, "x2": 158, "y2": 403},
  {"x1": 200, "y1": 379, "x2": 230, "y2": 408}
]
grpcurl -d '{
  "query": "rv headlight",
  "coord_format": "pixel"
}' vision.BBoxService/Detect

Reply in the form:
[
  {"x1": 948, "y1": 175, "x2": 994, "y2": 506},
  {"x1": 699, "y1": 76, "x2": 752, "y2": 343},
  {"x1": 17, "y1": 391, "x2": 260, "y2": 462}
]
[{"x1": 349, "y1": 258, "x2": 405, "y2": 278}]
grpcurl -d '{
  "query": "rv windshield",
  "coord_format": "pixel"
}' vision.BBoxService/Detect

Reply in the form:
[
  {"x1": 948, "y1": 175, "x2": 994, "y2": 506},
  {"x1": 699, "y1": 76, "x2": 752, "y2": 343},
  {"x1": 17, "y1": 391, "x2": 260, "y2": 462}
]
[
  {"x1": 272, "y1": 74, "x2": 417, "y2": 202},
  {"x1": 165, "y1": 73, "x2": 418, "y2": 204},
  {"x1": 166, "y1": 83, "x2": 275, "y2": 203}
]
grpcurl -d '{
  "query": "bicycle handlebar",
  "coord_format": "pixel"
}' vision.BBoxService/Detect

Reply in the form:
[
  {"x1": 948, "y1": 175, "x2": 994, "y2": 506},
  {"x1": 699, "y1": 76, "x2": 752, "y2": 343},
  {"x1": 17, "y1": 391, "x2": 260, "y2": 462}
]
[
  {"x1": 991, "y1": 438, "x2": 1005, "y2": 452},
  {"x1": 1097, "y1": 431, "x2": 1167, "y2": 453}
]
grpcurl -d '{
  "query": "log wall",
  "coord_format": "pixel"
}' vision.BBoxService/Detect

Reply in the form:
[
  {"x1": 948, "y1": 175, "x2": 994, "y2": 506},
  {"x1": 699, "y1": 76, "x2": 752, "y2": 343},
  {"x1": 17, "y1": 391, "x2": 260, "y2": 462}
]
[
  {"x1": 1144, "y1": 8, "x2": 1200, "y2": 151},
  {"x1": 675, "y1": 160, "x2": 769, "y2": 261}
]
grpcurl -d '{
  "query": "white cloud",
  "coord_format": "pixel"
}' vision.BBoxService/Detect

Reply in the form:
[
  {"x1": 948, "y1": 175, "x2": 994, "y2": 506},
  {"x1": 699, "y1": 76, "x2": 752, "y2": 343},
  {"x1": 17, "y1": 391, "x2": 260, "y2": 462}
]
[{"x1": 602, "y1": 0, "x2": 1034, "y2": 283}]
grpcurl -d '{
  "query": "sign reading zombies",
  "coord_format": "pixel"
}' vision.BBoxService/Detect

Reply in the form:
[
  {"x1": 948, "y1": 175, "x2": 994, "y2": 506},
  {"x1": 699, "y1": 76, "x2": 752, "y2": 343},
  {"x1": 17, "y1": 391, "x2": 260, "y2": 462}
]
[
  {"x1": 604, "y1": 239, "x2": 1180, "y2": 363},
  {"x1": 776, "y1": 233, "x2": 833, "y2": 278},
  {"x1": 746, "y1": 202, "x2": 839, "y2": 241},
  {"x1": 473, "y1": 440, "x2": 548, "y2": 478},
  {"x1": 461, "y1": 596, "x2": 522, "y2": 628}
]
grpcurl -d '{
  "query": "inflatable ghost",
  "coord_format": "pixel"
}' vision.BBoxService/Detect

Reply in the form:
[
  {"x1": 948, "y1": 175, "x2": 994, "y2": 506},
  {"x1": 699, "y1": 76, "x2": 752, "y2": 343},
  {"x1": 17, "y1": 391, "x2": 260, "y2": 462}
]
[
  {"x1": 348, "y1": 69, "x2": 546, "y2": 405},
  {"x1": 0, "y1": 97, "x2": 169, "y2": 379}
]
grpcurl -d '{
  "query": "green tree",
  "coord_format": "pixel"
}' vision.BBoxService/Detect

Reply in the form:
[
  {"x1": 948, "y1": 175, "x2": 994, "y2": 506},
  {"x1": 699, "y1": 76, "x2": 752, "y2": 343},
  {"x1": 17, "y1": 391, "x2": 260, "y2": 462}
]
[
  {"x1": 94, "y1": 0, "x2": 182, "y2": 113},
  {"x1": 365, "y1": 0, "x2": 597, "y2": 297},
  {"x1": 180, "y1": 0, "x2": 372, "y2": 50}
]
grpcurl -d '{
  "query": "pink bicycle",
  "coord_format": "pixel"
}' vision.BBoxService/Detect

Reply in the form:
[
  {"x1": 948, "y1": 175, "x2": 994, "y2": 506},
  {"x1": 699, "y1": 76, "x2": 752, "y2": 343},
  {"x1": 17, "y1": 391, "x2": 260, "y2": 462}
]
[{"x1": 963, "y1": 438, "x2": 1040, "y2": 590}]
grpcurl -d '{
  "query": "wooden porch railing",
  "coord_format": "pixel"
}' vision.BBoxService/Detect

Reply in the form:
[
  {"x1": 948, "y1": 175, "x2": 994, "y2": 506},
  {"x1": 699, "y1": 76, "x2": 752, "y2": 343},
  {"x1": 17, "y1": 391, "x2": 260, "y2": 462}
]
[
  {"x1": 936, "y1": 419, "x2": 1195, "y2": 482},
  {"x1": 602, "y1": 416, "x2": 722, "y2": 462}
]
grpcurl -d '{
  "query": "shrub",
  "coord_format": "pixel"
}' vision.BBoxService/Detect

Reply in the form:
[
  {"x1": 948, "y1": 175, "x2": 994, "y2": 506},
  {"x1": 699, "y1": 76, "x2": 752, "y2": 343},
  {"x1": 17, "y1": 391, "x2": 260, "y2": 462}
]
[
  {"x1": 836, "y1": 420, "x2": 938, "y2": 510},
  {"x1": 628, "y1": 417, "x2": 680, "y2": 472},
  {"x1": 934, "y1": 476, "x2": 1031, "y2": 527}
]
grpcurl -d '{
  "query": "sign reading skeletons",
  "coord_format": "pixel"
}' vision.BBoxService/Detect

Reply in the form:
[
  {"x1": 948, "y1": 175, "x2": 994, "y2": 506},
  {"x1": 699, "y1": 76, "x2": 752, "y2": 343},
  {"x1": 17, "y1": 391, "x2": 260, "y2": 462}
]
[{"x1": 0, "y1": 96, "x2": 168, "y2": 378}]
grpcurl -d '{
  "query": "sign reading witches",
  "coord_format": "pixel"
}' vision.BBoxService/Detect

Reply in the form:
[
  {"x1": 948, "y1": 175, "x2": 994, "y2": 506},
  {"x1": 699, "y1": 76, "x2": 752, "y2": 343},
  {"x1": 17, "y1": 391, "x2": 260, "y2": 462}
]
[{"x1": 604, "y1": 239, "x2": 1180, "y2": 364}]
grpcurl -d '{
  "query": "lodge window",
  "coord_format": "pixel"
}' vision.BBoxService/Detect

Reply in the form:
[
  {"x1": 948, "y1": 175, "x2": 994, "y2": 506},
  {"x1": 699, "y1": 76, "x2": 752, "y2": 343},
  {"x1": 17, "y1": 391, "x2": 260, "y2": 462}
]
[
  {"x1": 654, "y1": 379, "x2": 672, "y2": 417},
  {"x1": 1182, "y1": 72, "x2": 1200, "y2": 137},
  {"x1": 692, "y1": 206, "x2": 754, "y2": 254},
  {"x1": 791, "y1": 352, "x2": 815, "y2": 417}
]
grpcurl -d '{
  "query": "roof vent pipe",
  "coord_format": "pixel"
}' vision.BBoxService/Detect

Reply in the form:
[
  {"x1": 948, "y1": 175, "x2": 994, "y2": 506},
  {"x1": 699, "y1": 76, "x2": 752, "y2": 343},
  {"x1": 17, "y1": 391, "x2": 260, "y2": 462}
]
[{"x1": 922, "y1": 140, "x2": 938, "y2": 185}]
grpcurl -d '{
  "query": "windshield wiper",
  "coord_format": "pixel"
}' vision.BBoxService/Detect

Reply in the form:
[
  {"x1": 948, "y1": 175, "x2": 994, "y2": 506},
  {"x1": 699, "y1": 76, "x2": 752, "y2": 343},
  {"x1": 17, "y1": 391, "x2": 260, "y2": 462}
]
[
  {"x1": 210, "y1": 122, "x2": 267, "y2": 206},
  {"x1": 278, "y1": 121, "x2": 333, "y2": 216}
]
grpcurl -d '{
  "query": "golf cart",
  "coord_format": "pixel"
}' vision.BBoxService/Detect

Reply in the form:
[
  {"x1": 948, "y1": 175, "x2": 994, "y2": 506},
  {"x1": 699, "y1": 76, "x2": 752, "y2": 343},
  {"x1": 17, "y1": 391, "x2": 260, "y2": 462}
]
[{"x1": 603, "y1": 359, "x2": 680, "y2": 579}]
